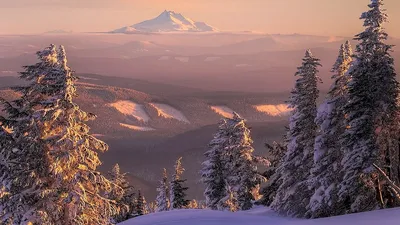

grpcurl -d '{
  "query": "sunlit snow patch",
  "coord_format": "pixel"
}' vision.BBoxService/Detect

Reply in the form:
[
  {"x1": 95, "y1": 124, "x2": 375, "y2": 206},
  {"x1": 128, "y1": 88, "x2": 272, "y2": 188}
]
[
  {"x1": 175, "y1": 57, "x2": 189, "y2": 63},
  {"x1": 119, "y1": 123, "x2": 155, "y2": 131},
  {"x1": 210, "y1": 106, "x2": 235, "y2": 118},
  {"x1": 108, "y1": 101, "x2": 150, "y2": 123},
  {"x1": 254, "y1": 104, "x2": 291, "y2": 116},
  {"x1": 204, "y1": 56, "x2": 221, "y2": 62},
  {"x1": 149, "y1": 103, "x2": 190, "y2": 123}
]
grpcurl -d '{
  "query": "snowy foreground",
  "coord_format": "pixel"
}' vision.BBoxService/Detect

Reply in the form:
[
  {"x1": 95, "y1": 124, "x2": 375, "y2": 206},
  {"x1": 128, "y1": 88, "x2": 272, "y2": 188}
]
[{"x1": 119, "y1": 207, "x2": 400, "y2": 225}]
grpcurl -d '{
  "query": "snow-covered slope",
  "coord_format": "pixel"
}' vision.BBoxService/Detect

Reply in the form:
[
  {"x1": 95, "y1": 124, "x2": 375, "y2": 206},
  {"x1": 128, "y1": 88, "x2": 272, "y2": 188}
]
[
  {"x1": 149, "y1": 103, "x2": 190, "y2": 123},
  {"x1": 108, "y1": 100, "x2": 150, "y2": 123},
  {"x1": 120, "y1": 207, "x2": 400, "y2": 225},
  {"x1": 111, "y1": 10, "x2": 218, "y2": 33},
  {"x1": 210, "y1": 105, "x2": 235, "y2": 118},
  {"x1": 254, "y1": 104, "x2": 292, "y2": 116}
]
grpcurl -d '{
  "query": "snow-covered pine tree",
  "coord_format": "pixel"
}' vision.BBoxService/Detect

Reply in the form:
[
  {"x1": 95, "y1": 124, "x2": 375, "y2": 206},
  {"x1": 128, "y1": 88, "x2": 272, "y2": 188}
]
[
  {"x1": 306, "y1": 41, "x2": 353, "y2": 218},
  {"x1": 0, "y1": 45, "x2": 61, "y2": 224},
  {"x1": 107, "y1": 164, "x2": 136, "y2": 222},
  {"x1": 218, "y1": 184, "x2": 239, "y2": 212},
  {"x1": 188, "y1": 199, "x2": 199, "y2": 209},
  {"x1": 201, "y1": 119, "x2": 228, "y2": 210},
  {"x1": 0, "y1": 125, "x2": 16, "y2": 218},
  {"x1": 271, "y1": 50, "x2": 322, "y2": 217},
  {"x1": 170, "y1": 157, "x2": 190, "y2": 209},
  {"x1": 224, "y1": 112, "x2": 267, "y2": 211},
  {"x1": 34, "y1": 45, "x2": 121, "y2": 224},
  {"x1": 198, "y1": 200, "x2": 207, "y2": 209},
  {"x1": 148, "y1": 201, "x2": 157, "y2": 213},
  {"x1": 258, "y1": 139, "x2": 287, "y2": 206},
  {"x1": 338, "y1": 0, "x2": 399, "y2": 213},
  {"x1": 17, "y1": 46, "x2": 118, "y2": 224},
  {"x1": 135, "y1": 191, "x2": 149, "y2": 216},
  {"x1": 156, "y1": 168, "x2": 170, "y2": 212}
]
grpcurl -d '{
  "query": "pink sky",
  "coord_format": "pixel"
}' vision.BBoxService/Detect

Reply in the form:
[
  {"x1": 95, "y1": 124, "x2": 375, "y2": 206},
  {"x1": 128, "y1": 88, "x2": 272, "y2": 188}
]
[{"x1": 1, "y1": 0, "x2": 399, "y2": 37}]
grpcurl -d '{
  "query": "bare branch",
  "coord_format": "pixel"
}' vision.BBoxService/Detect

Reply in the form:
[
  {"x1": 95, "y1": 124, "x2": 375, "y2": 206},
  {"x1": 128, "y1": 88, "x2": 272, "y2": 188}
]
[{"x1": 373, "y1": 163, "x2": 400, "y2": 194}]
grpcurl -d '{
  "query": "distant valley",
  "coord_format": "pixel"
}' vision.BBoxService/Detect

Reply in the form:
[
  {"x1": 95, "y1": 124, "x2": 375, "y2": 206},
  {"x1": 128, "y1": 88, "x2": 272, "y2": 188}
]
[{"x1": 0, "y1": 74, "x2": 289, "y2": 199}]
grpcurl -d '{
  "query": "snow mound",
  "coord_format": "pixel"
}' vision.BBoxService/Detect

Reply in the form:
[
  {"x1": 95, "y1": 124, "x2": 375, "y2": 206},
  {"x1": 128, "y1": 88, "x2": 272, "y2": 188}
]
[
  {"x1": 108, "y1": 101, "x2": 150, "y2": 123},
  {"x1": 149, "y1": 103, "x2": 190, "y2": 123},
  {"x1": 119, "y1": 123, "x2": 155, "y2": 131},
  {"x1": 210, "y1": 106, "x2": 235, "y2": 118},
  {"x1": 254, "y1": 104, "x2": 292, "y2": 116},
  {"x1": 119, "y1": 207, "x2": 400, "y2": 225},
  {"x1": 111, "y1": 10, "x2": 218, "y2": 33}
]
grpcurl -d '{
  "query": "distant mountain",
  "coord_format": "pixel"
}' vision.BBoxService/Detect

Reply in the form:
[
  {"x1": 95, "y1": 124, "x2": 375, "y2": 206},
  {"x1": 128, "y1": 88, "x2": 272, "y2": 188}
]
[{"x1": 111, "y1": 10, "x2": 219, "y2": 33}]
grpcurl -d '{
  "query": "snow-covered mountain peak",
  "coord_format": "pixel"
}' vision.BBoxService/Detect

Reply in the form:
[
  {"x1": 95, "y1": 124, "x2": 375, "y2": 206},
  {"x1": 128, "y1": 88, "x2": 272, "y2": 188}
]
[{"x1": 111, "y1": 10, "x2": 218, "y2": 33}]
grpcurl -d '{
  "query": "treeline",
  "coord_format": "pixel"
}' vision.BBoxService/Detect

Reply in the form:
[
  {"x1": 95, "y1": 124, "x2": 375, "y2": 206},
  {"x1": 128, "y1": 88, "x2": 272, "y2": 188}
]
[{"x1": 200, "y1": 0, "x2": 400, "y2": 219}]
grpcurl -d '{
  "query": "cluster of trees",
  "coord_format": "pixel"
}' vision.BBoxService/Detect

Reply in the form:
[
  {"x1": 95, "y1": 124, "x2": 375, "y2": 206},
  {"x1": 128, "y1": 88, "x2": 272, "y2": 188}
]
[
  {"x1": 155, "y1": 157, "x2": 204, "y2": 212},
  {"x1": 106, "y1": 163, "x2": 150, "y2": 223},
  {"x1": 200, "y1": 113, "x2": 269, "y2": 212},
  {"x1": 258, "y1": 0, "x2": 400, "y2": 218}
]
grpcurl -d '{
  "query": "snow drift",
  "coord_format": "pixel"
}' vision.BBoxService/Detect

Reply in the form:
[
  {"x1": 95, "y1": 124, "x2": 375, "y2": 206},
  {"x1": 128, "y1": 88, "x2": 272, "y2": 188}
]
[{"x1": 119, "y1": 207, "x2": 400, "y2": 225}]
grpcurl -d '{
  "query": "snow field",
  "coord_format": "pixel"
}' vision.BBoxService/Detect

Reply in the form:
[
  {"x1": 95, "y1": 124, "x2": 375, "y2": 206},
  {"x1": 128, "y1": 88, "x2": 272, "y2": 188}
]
[{"x1": 108, "y1": 100, "x2": 150, "y2": 123}]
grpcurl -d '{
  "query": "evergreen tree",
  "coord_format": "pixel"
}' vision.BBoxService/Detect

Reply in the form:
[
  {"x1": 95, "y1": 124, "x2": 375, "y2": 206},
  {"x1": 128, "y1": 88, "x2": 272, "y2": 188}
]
[
  {"x1": 258, "y1": 140, "x2": 287, "y2": 206},
  {"x1": 224, "y1": 113, "x2": 267, "y2": 210},
  {"x1": 0, "y1": 45, "x2": 121, "y2": 224},
  {"x1": 107, "y1": 164, "x2": 136, "y2": 222},
  {"x1": 306, "y1": 41, "x2": 353, "y2": 218},
  {"x1": 0, "y1": 45, "x2": 61, "y2": 224},
  {"x1": 40, "y1": 45, "x2": 121, "y2": 224},
  {"x1": 338, "y1": 0, "x2": 399, "y2": 213},
  {"x1": 170, "y1": 157, "x2": 190, "y2": 209},
  {"x1": 188, "y1": 199, "x2": 199, "y2": 209},
  {"x1": 271, "y1": 50, "x2": 321, "y2": 217},
  {"x1": 218, "y1": 184, "x2": 239, "y2": 212},
  {"x1": 156, "y1": 168, "x2": 170, "y2": 212},
  {"x1": 148, "y1": 201, "x2": 157, "y2": 213},
  {"x1": 201, "y1": 119, "x2": 228, "y2": 210},
  {"x1": 135, "y1": 191, "x2": 149, "y2": 216},
  {"x1": 198, "y1": 200, "x2": 207, "y2": 209}
]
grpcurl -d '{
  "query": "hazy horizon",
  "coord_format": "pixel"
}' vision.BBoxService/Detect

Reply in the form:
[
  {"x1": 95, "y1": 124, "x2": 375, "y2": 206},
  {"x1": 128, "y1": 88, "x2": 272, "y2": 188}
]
[{"x1": 1, "y1": 0, "x2": 399, "y2": 37}]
